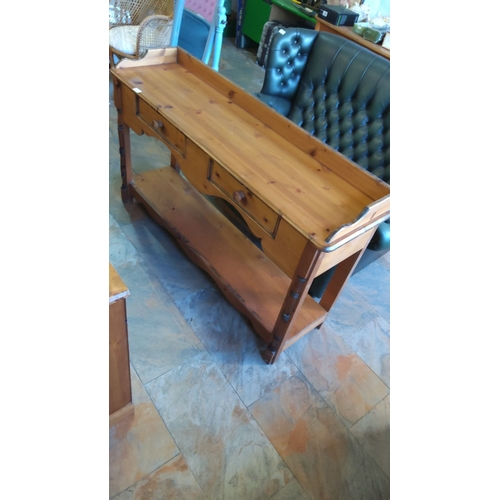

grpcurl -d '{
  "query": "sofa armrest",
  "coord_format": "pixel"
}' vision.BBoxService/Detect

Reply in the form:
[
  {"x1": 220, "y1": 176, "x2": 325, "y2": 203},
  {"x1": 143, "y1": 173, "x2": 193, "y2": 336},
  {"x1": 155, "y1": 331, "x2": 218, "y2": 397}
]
[
  {"x1": 254, "y1": 93, "x2": 292, "y2": 116},
  {"x1": 368, "y1": 220, "x2": 390, "y2": 251}
]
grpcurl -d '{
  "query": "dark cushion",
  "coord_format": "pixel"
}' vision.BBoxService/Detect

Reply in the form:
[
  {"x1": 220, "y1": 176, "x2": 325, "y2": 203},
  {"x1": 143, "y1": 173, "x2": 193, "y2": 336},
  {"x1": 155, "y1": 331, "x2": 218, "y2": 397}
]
[
  {"x1": 257, "y1": 28, "x2": 390, "y2": 184},
  {"x1": 253, "y1": 93, "x2": 294, "y2": 116},
  {"x1": 288, "y1": 31, "x2": 390, "y2": 183},
  {"x1": 178, "y1": 9, "x2": 210, "y2": 60},
  {"x1": 370, "y1": 220, "x2": 390, "y2": 251},
  {"x1": 258, "y1": 28, "x2": 318, "y2": 103}
]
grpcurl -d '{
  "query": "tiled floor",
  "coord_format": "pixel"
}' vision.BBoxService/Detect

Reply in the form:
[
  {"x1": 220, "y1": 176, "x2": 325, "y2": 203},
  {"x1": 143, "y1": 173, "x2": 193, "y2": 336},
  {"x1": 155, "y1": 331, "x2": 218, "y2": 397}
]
[{"x1": 109, "y1": 37, "x2": 390, "y2": 500}]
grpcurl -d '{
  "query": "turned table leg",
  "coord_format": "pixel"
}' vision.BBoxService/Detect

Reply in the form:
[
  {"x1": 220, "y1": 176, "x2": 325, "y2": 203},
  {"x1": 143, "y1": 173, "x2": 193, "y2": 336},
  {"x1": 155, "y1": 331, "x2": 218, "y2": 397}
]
[
  {"x1": 263, "y1": 241, "x2": 324, "y2": 364},
  {"x1": 113, "y1": 79, "x2": 133, "y2": 203},
  {"x1": 262, "y1": 225, "x2": 379, "y2": 364}
]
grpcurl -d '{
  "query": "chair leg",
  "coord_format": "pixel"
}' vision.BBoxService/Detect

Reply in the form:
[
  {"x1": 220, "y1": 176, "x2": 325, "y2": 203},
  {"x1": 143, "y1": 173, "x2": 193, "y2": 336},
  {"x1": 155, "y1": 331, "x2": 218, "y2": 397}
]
[
  {"x1": 212, "y1": 21, "x2": 225, "y2": 71},
  {"x1": 170, "y1": 0, "x2": 186, "y2": 47},
  {"x1": 203, "y1": 0, "x2": 226, "y2": 71},
  {"x1": 109, "y1": 47, "x2": 115, "y2": 68},
  {"x1": 202, "y1": 25, "x2": 215, "y2": 66}
]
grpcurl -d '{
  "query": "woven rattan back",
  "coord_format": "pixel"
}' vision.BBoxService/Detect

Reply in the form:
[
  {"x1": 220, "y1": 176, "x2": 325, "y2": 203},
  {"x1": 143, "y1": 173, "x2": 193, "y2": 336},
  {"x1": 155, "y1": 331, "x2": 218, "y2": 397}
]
[{"x1": 109, "y1": 0, "x2": 175, "y2": 27}]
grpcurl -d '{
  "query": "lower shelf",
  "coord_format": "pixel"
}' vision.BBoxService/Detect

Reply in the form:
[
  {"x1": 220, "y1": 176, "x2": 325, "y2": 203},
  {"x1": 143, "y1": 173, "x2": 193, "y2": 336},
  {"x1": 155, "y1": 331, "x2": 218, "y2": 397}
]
[{"x1": 131, "y1": 167, "x2": 327, "y2": 346}]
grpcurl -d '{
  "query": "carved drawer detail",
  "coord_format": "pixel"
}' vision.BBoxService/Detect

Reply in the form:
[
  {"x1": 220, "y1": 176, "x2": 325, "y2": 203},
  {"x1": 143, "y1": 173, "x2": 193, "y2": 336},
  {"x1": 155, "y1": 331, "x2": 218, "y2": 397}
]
[
  {"x1": 139, "y1": 101, "x2": 186, "y2": 156},
  {"x1": 210, "y1": 161, "x2": 280, "y2": 237}
]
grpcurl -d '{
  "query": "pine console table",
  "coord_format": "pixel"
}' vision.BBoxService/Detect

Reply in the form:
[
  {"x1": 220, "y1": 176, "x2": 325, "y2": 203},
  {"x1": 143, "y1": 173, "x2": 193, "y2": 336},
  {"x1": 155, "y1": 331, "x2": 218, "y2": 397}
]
[{"x1": 110, "y1": 48, "x2": 390, "y2": 364}]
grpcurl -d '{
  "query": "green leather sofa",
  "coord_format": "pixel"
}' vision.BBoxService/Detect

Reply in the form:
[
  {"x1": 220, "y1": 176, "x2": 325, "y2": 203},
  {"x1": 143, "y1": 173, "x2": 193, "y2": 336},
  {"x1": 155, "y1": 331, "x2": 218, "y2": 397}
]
[{"x1": 254, "y1": 27, "x2": 390, "y2": 297}]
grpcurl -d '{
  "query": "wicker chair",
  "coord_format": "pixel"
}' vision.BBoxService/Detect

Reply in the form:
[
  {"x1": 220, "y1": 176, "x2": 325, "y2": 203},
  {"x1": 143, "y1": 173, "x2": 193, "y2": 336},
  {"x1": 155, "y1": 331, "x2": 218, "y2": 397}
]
[{"x1": 109, "y1": 0, "x2": 185, "y2": 64}]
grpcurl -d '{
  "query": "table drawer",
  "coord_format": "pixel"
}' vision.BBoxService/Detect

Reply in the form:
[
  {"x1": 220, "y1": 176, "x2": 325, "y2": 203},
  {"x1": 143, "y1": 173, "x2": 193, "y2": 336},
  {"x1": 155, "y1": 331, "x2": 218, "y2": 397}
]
[
  {"x1": 210, "y1": 161, "x2": 279, "y2": 236},
  {"x1": 139, "y1": 100, "x2": 186, "y2": 156}
]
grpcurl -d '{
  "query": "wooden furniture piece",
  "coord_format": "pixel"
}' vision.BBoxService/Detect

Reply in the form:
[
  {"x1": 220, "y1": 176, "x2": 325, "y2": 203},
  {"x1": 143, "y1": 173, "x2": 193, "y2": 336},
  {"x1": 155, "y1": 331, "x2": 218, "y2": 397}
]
[
  {"x1": 110, "y1": 47, "x2": 390, "y2": 364},
  {"x1": 109, "y1": 263, "x2": 132, "y2": 415},
  {"x1": 314, "y1": 16, "x2": 390, "y2": 60}
]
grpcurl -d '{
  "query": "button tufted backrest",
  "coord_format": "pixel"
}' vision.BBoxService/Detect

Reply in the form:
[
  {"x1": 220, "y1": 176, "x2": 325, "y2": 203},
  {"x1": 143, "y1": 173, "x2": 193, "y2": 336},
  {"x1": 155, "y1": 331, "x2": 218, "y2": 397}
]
[
  {"x1": 288, "y1": 31, "x2": 390, "y2": 183},
  {"x1": 259, "y1": 28, "x2": 319, "y2": 102}
]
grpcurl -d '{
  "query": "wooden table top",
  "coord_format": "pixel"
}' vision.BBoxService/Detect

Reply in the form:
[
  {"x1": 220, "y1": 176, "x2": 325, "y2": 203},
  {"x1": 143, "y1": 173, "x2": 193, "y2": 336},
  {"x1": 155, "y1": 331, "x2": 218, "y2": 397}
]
[
  {"x1": 112, "y1": 55, "x2": 389, "y2": 250},
  {"x1": 109, "y1": 263, "x2": 129, "y2": 304}
]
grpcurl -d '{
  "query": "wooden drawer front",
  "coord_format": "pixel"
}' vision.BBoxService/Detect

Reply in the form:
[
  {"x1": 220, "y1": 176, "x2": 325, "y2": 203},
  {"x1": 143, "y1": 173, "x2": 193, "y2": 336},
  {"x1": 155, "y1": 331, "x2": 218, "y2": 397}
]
[
  {"x1": 139, "y1": 100, "x2": 186, "y2": 155},
  {"x1": 210, "y1": 161, "x2": 279, "y2": 236}
]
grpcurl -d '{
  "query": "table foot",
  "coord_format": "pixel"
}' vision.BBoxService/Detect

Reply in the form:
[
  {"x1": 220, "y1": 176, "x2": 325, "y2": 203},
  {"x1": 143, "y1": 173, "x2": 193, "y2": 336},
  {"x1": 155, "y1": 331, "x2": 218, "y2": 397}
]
[{"x1": 262, "y1": 345, "x2": 278, "y2": 365}]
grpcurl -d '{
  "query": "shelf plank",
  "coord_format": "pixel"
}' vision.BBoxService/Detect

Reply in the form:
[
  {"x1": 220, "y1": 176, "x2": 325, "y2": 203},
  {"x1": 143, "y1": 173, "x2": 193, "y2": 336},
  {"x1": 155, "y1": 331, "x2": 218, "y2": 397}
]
[{"x1": 131, "y1": 167, "x2": 327, "y2": 344}]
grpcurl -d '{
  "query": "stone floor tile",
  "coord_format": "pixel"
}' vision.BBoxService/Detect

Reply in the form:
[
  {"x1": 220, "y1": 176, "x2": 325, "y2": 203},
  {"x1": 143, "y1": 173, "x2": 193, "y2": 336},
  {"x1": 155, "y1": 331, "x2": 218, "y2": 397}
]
[
  {"x1": 128, "y1": 131, "x2": 172, "y2": 175},
  {"x1": 146, "y1": 352, "x2": 294, "y2": 500},
  {"x1": 109, "y1": 214, "x2": 143, "y2": 267},
  {"x1": 270, "y1": 479, "x2": 311, "y2": 500},
  {"x1": 109, "y1": 219, "x2": 206, "y2": 383},
  {"x1": 350, "y1": 394, "x2": 390, "y2": 477},
  {"x1": 121, "y1": 217, "x2": 214, "y2": 305},
  {"x1": 218, "y1": 40, "x2": 265, "y2": 95},
  {"x1": 377, "y1": 251, "x2": 390, "y2": 272},
  {"x1": 110, "y1": 367, "x2": 179, "y2": 498},
  {"x1": 112, "y1": 454, "x2": 205, "y2": 500},
  {"x1": 348, "y1": 259, "x2": 390, "y2": 322},
  {"x1": 286, "y1": 323, "x2": 389, "y2": 428},
  {"x1": 326, "y1": 286, "x2": 390, "y2": 387},
  {"x1": 249, "y1": 374, "x2": 389, "y2": 500},
  {"x1": 176, "y1": 286, "x2": 298, "y2": 407},
  {"x1": 338, "y1": 317, "x2": 390, "y2": 389},
  {"x1": 327, "y1": 284, "x2": 383, "y2": 333}
]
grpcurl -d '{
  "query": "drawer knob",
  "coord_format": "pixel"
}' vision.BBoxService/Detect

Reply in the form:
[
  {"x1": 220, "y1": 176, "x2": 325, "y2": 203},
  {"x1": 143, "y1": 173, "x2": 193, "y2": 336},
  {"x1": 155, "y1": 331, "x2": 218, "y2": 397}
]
[
  {"x1": 153, "y1": 119, "x2": 163, "y2": 130},
  {"x1": 233, "y1": 190, "x2": 246, "y2": 203}
]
